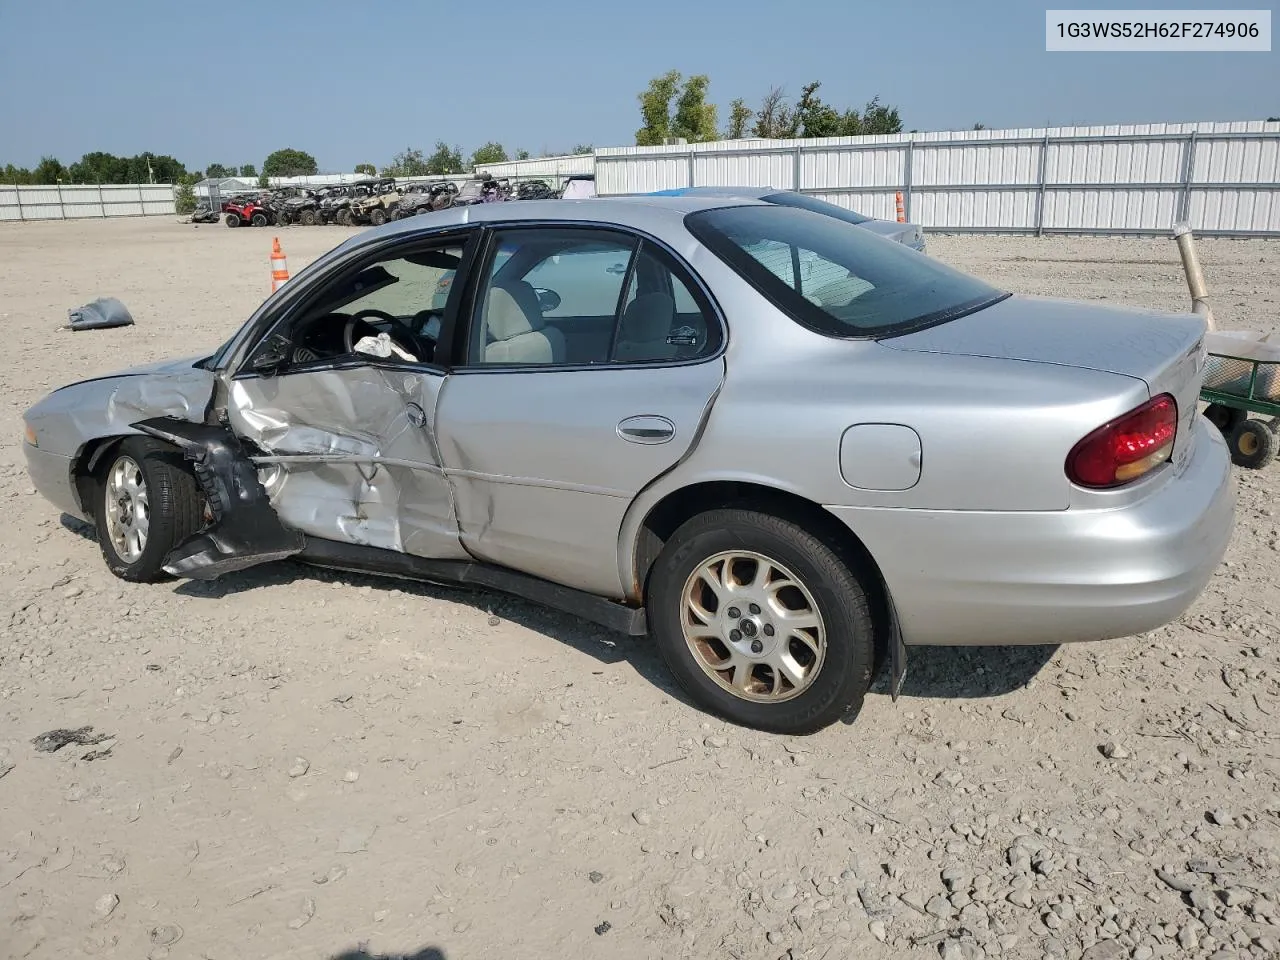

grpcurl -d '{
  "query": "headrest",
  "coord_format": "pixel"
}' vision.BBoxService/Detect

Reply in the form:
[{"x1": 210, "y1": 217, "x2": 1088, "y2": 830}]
[
  {"x1": 621, "y1": 292, "x2": 675, "y2": 341},
  {"x1": 486, "y1": 281, "x2": 544, "y2": 342}
]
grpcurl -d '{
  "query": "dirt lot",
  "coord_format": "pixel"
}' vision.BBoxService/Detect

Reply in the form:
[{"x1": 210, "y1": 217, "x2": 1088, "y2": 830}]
[{"x1": 1, "y1": 217, "x2": 1278, "y2": 960}]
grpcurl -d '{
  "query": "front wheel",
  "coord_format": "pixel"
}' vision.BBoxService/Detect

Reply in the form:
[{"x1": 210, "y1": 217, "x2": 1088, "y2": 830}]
[
  {"x1": 225, "y1": 212, "x2": 241, "y2": 227},
  {"x1": 251, "y1": 212, "x2": 269, "y2": 227},
  {"x1": 647, "y1": 509, "x2": 876, "y2": 734},
  {"x1": 94, "y1": 438, "x2": 204, "y2": 582},
  {"x1": 1229, "y1": 418, "x2": 1278, "y2": 468},
  {"x1": 369, "y1": 207, "x2": 387, "y2": 226}
]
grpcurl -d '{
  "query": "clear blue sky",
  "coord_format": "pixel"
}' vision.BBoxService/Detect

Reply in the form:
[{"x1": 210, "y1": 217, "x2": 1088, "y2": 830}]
[{"x1": 0, "y1": 0, "x2": 1274, "y2": 172}]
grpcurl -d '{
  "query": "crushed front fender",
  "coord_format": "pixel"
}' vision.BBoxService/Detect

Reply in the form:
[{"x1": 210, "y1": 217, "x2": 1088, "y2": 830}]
[{"x1": 131, "y1": 416, "x2": 305, "y2": 580}]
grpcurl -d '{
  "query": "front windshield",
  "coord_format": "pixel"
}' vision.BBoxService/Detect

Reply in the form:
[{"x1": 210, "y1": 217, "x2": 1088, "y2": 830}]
[{"x1": 686, "y1": 204, "x2": 1006, "y2": 338}]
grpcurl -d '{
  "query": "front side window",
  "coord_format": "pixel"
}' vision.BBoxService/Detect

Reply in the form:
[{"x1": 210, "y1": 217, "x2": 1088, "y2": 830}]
[
  {"x1": 687, "y1": 205, "x2": 1006, "y2": 338},
  {"x1": 281, "y1": 243, "x2": 466, "y2": 367},
  {"x1": 467, "y1": 227, "x2": 720, "y2": 367}
]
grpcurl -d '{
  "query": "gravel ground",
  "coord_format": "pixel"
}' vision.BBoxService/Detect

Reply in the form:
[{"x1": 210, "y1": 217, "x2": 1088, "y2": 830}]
[{"x1": 1, "y1": 218, "x2": 1278, "y2": 960}]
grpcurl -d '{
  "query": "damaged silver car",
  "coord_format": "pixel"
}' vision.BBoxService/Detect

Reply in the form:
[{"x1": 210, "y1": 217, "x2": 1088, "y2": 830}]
[{"x1": 23, "y1": 197, "x2": 1235, "y2": 734}]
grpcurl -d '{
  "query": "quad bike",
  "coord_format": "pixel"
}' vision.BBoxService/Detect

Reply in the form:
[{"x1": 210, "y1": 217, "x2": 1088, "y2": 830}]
[
  {"x1": 453, "y1": 175, "x2": 510, "y2": 207},
  {"x1": 279, "y1": 189, "x2": 323, "y2": 226},
  {"x1": 223, "y1": 194, "x2": 274, "y2": 228},
  {"x1": 189, "y1": 202, "x2": 221, "y2": 224},
  {"x1": 397, "y1": 181, "x2": 459, "y2": 216}
]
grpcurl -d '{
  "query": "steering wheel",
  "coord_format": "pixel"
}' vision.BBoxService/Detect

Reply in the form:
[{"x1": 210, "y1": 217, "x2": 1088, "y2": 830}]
[{"x1": 342, "y1": 308, "x2": 421, "y2": 357}]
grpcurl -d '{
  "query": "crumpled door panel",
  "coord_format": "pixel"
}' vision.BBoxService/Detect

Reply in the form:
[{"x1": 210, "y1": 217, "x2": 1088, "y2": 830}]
[{"x1": 227, "y1": 367, "x2": 464, "y2": 560}]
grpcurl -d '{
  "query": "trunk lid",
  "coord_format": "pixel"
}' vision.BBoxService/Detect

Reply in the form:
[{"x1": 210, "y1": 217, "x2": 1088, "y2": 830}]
[{"x1": 883, "y1": 294, "x2": 1208, "y2": 471}]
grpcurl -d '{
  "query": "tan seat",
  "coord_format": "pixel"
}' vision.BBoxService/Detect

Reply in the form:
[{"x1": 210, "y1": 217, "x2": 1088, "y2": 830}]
[
  {"x1": 482, "y1": 281, "x2": 565, "y2": 364},
  {"x1": 614, "y1": 292, "x2": 677, "y2": 363}
]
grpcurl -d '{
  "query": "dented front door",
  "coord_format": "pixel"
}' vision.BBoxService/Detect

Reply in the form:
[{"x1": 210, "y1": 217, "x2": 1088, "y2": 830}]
[{"x1": 225, "y1": 365, "x2": 466, "y2": 560}]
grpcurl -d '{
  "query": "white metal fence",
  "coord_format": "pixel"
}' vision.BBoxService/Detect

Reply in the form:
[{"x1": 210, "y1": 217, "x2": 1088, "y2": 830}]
[
  {"x1": 0, "y1": 183, "x2": 177, "y2": 221},
  {"x1": 595, "y1": 120, "x2": 1280, "y2": 237}
]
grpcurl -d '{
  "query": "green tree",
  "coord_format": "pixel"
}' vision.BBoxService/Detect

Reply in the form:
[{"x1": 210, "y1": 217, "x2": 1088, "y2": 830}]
[
  {"x1": 205, "y1": 163, "x2": 233, "y2": 179},
  {"x1": 972, "y1": 122, "x2": 986, "y2": 130},
  {"x1": 844, "y1": 96, "x2": 902, "y2": 136},
  {"x1": 69, "y1": 151, "x2": 128, "y2": 184},
  {"x1": 3, "y1": 164, "x2": 35, "y2": 184},
  {"x1": 571, "y1": 144, "x2": 593, "y2": 155},
  {"x1": 725, "y1": 98, "x2": 753, "y2": 139},
  {"x1": 636, "y1": 71, "x2": 718, "y2": 145},
  {"x1": 262, "y1": 148, "x2": 319, "y2": 179},
  {"x1": 470, "y1": 142, "x2": 509, "y2": 167},
  {"x1": 426, "y1": 141, "x2": 464, "y2": 175},
  {"x1": 635, "y1": 69, "x2": 682, "y2": 145},
  {"x1": 239, "y1": 163, "x2": 257, "y2": 178},
  {"x1": 381, "y1": 148, "x2": 429, "y2": 177},
  {"x1": 354, "y1": 163, "x2": 376, "y2": 176},
  {"x1": 672, "y1": 75, "x2": 717, "y2": 142},
  {"x1": 792, "y1": 82, "x2": 844, "y2": 138},
  {"x1": 515, "y1": 148, "x2": 531, "y2": 160},
  {"x1": 34, "y1": 156, "x2": 68, "y2": 183}
]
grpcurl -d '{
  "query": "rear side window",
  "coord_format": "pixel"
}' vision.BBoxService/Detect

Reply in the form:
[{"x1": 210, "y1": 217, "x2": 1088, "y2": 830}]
[{"x1": 687, "y1": 205, "x2": 1006, "y2": 338}]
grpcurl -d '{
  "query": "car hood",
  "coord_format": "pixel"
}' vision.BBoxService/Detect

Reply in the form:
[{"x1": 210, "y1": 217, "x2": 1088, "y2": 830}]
[
  {"x1": 64, "y1": 354, "x2": 208, "y2": 387},
  {"x1": 881, "y1": 294, "x2": 1205, "y2": 382}
]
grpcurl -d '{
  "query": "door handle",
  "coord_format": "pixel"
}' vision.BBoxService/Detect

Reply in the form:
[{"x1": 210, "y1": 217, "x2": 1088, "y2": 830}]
[{"x1": 617, "y1": 415, "x2": 675, "y2": 444}]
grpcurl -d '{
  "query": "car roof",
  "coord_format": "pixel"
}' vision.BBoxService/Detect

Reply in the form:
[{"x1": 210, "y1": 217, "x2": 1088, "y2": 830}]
[{"x1": 358, "y1": 194, "x2": 768, "y2": 243}]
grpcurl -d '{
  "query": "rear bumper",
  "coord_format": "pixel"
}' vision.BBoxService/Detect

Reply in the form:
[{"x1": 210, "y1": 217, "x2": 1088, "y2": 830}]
[
  {"x1": 24, "y1": 442, "x2": 86, "y2": 521},
  {"x1": 827, "y1": 417, "x2": 1235, "y2": 646}
]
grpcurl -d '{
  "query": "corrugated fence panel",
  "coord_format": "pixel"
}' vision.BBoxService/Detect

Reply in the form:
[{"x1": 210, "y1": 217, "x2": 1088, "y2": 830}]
[
  {"x1": 803, "y1": 146, "x2": 903, "y2": 189},
  {"x1": 0, "y1": 183, "x2": 176, "y2": 221},
  {"x1": 918, "y1": 190, "x2": 1038, "y2": 230},
  {"x1": 914, "y1": 142, "x2": 1039, "y2": 186},
  {"x1": 693, "y1": 151, "x2": 796, "y2": 190},
  {"x1": 477, "y1": 154, "x2": 595, "y2": 180},
  {"x1": 595, "y1": 119, "x2": 1279, "y2": 235}
]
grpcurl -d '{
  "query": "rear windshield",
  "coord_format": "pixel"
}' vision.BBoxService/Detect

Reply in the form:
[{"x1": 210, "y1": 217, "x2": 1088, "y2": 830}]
[{"x1": 686, "y1": 205, "x2": 1007, "y2": 338}]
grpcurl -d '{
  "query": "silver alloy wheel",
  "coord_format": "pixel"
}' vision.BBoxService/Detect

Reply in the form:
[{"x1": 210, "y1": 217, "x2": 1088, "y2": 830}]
[
  {"x1": 680, "y1": 550, "x2": 827, "y2": 703},
  {"x1": 104, "y1": 455, "x2": 149, "y2": 563}
]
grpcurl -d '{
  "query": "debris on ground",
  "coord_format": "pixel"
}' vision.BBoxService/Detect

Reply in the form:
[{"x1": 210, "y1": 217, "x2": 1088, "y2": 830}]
[
  {"x1": 64, "y1": 297, "x2": 134, "y2": 332},
  {"x1": 31, "y1": 726, "x2": 111, "y2": 753}
]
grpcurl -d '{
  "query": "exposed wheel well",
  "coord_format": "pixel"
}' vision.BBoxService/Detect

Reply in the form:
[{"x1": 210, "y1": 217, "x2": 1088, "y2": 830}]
[
  {"x1": 72, "y1": 436, "x2": 126, "y2": 518},
  {"x1": 635, "y1": 481, "x2": 891, "y2": 660}
]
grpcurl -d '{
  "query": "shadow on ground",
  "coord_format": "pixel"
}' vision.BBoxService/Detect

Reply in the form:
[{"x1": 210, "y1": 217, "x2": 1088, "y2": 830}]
[
  {"x1": 870, "y1": 642, "x2": 1060, "y2": 700},
  {"x1": 62, "y1": 512, "x2": 1062, "y2": 718},
  {"x1": 330, "y1": 949, "x2": 446, "y2": 960}
]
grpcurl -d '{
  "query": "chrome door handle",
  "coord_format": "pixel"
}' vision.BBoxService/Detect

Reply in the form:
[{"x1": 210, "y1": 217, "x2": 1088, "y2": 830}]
[{"x1": 617, "y1": 415, "x2": 675, "y2": 444}]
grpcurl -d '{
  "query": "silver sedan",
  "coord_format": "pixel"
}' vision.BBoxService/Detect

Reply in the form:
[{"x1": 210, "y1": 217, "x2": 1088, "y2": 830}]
[{"x1": 22, "y1": 196, "x2": 1235, "y2": 734}]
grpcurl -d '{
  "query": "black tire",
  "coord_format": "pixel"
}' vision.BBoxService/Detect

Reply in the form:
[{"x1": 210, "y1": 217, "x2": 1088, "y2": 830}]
[
  {"x1": 337, "y1": 209, "x2": 352, "y2": 226},
  {"x1": 300, "y1": 209, "x2": 317, "y2": 226},
  {"x1": 415, "y1": 205, "x2": 432, "y2": 215},
  {"x1": 225, "y1": 212, "x2": 241, "y2": 228},
  {"x1": 369, "y1": 207, "x2": 387, "y2": 226},
  {"x1": 1229, "y1": 419, "x2": 1277, "y2": 469},
  {"x1": 647, "y1": 508, "x2": 876, "y2": 735},
  {"x1": 1204, "y1": 404, "x2": 1247, "y2": 437},
  {"x1": 94, "y1": 437, "x2": 204, "y2": 583},
  {"x1": 251, "y1": 212, "x2": 269, "y2": 227}
]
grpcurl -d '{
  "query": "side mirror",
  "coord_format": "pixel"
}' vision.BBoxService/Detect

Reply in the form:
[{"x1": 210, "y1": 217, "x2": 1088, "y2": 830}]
[
  {"x1": 250, "y1": 332, "x2": 292, "y2": 374},
  {"x1": 534, "y1": 287, "x2": 561, "y2": 312}
]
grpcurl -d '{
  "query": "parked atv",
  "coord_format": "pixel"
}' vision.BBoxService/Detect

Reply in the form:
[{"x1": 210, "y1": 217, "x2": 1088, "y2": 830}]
[
  {"x1": 453, "y1": 175, "x2": 510, "y2": 206},
  {"x1": 279, "y1": 189, "x2": 323, "y2": 226},
  {"x1": 397, "y1": 181, "x2": 458, "y2": 216},
  {"x1": 223, "y1": 194, "x2": 273, "y2": 228},
  {"x1": 514, "y1": 179, "x2": 557, "y2": 200}
]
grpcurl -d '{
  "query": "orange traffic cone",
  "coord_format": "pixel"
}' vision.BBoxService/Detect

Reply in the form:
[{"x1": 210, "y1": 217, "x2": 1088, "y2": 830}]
[
  {"x1": 895, "y1": 191, "x2": 906, "y2": 223},
  {"x1": 271, "y1": 237, "x2": 289, "y2": 292}
]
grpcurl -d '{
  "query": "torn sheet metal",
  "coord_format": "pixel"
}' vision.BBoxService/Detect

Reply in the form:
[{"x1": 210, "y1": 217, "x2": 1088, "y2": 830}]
[
  {"x1": 226, "y1": 368, "x2": 466, "y2": 561},
  {"x1": 65, "y1": 297, "x2": 135, "y2": 332},
  {"x1": 132, "y1": 417, "x2": 305, "y2": 579}
]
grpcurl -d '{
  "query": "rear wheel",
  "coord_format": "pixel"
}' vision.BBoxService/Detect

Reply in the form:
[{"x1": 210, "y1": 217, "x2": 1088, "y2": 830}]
[
  {"x1": 647, "y1": 509, "x2": 875, "y2": 734},
  {"x1": 337, "y1": 209, "x2": 352, "y2": 226},
  {"x1": 1229, "y1": 419, "x2": 1277, "y2": 469},
  {"x1": 251, "y1": 212, "x2": 269, "y2": 227},
  {"x1": 370, "y1": 207, "x2": 387, "y2": 226},
  {"x1": 94, "y1": 438, "x2": 204, "y2": 582},
  {"x1": 300, "y1": 209, "x2": 317, "y2": 226},
  {"x1": 225, "y1": 212, "x2": 241, "y2": 228}
]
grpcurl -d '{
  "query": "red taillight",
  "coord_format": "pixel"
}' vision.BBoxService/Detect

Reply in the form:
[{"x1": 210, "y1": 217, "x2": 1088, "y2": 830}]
[{"x1": 1067, "y1": 394, "x2": 1178, "y2": 489}]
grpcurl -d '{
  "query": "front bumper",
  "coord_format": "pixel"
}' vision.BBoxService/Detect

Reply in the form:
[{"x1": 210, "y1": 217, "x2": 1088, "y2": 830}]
[
  {"x1": 827, "y1": 417, "x2": 1235, "y2": 646},
  {"x1": 24, "y1": 442, "x2": 86, "y2": 521}
]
